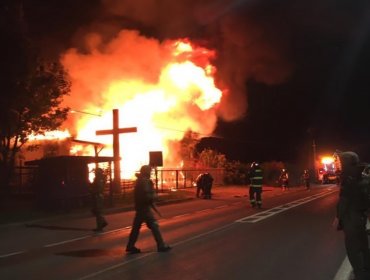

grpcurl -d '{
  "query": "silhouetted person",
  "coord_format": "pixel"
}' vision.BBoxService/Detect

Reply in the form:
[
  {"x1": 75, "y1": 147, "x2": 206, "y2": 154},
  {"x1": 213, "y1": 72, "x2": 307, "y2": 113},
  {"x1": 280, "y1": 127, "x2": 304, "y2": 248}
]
[
  {"x1": 249, "y1": 162, "x2": 263, "y2": 208},
  {"x1": 203, "y1": 173, "x2": 214, "y2": 199},
  {"x1": 334, "y1": 151, "x2": 370, "y2": 280},
  {"x1": 302, "y1": 169, "x2": 310, "y2": 190},
  {"x1": 126, "y1": 165, "x2": 171, "y2": 254},
  {"x1": 279, "y1": 169, "x2": 289, "y2": 191},
  {"x1": 90, "y1": 168, "x2": 108, "y2": 232},
  {"x1": 196, "y1": 173, "x2": 214, "y2": 199}
]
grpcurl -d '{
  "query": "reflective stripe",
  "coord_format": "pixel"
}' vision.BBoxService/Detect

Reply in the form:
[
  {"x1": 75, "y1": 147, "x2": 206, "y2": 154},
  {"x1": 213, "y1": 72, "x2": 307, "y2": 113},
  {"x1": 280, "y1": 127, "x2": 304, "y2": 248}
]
[{"x1": 251, "y1": 185, "x2": 262, "y2": 188}]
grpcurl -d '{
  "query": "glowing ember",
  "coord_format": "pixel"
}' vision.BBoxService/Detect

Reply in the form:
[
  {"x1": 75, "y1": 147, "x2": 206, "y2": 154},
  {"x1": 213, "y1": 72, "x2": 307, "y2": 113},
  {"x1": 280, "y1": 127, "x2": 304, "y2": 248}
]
[
  {"x1": 28, "y1": 130, "x2": 71, "y2": 141},
  {"x1": 30, "y1": 31, "x2": 224, "y2": 179}
]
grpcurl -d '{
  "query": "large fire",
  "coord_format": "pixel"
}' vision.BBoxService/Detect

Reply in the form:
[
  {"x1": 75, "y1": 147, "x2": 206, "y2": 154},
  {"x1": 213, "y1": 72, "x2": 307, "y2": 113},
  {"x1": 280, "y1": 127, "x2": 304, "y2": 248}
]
[{"x1": 29, "y1": 31, "x2": 224, "y2": 179}]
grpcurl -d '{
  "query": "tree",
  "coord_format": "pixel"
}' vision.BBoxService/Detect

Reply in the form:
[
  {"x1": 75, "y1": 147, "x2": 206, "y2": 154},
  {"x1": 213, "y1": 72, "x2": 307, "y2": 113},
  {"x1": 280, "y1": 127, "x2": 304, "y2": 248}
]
[
  {"x1": 179, "y1": 130, "x2": 200, "y2": 167},
  {"x1": 0, "y1": 2, "x2": 70, "y2": 192},
  {"x1": 223, "y1": 160, "x2": 248, "y2": 185},
  {"x1": 198, "y1": 148, "x2": 226, "y2": 168}
]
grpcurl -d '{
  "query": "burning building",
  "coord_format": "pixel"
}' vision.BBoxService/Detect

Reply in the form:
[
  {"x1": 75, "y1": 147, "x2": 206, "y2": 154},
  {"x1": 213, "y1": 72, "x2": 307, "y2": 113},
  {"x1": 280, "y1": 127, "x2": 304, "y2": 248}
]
[
  {"x1": 25, "y1": 36, "x2": 224, "y2": 181},
  {"x1": 25, "y1": 155, "x2": 114, "y2": 210},
  {"x1": 22, "y1": 1, "x2": 293, "y2": 183}
]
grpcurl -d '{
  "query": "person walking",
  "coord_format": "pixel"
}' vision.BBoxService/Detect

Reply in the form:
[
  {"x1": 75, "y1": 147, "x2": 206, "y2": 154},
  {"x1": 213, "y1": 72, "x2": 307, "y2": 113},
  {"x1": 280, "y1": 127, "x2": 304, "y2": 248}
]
[
  {"x1": 334, "y1": 151, "x2": 370, "y2": 280},
  {"x1": 279, "y1": 169, "x2": 289, "y2": 191},
  {"x1": 90, "y1": 168, "x2": 108, "y2": 232},
  {"x1": 302, "y1": 169, "x2": 310, "y2": 190},
  {"x1": 248, "y1": 162, "x2": 263, "y2": 208},
  {"x1": 126, "y1": 165, "x2": 171, "y2": 254}
]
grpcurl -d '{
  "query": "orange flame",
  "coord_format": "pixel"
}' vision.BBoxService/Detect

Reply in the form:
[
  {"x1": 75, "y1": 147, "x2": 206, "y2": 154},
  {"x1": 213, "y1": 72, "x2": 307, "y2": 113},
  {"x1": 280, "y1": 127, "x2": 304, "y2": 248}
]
[
  {"x1": 28, "y1": 130, "x2": 71, "y2": 141},
  {"x1": 33, "y1": 32, "x2": 224, "y2": 179}
]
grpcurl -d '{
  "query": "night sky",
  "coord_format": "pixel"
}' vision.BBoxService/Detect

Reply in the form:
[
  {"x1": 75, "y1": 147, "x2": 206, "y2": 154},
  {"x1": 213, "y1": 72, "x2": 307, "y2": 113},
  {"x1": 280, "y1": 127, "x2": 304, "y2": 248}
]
[{"x1": 5, "y1": 0, "x2": 370, "y2": 164}]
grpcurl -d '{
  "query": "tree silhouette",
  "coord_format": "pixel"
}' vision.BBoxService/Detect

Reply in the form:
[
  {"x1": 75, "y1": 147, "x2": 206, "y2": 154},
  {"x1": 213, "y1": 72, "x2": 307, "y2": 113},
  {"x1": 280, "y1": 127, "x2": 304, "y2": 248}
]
[{"x1": 0, "y1": 1, "x2": 70, "y2": 191}]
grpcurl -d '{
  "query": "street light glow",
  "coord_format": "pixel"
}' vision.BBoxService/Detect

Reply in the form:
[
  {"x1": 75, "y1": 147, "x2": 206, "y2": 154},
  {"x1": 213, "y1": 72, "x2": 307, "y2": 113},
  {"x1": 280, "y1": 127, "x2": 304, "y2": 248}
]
[{"x1": 321, "y1": 156, "x2": 334, "y2": 164}]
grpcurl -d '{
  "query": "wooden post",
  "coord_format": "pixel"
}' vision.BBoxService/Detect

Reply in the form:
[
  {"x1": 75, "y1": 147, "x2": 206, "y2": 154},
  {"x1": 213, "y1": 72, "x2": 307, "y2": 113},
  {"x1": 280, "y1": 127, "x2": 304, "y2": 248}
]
[{"x1": 71, "y1": 138, "x2": 104, "y2": 170}]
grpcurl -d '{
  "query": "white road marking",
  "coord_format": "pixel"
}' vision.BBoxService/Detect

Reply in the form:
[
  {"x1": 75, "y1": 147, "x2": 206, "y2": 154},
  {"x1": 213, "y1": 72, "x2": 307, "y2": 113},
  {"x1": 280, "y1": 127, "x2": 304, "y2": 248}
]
[
  {"x1": 0, "y1": 188, "x2": 338, "y2": 270},
  {"x1": 235, "y1": 189, "x2": 337, "y2": 223},
  {"x1": 76, "y1": 189, "x2": 338, "y2": 279},
  {"x1": 196, "y1": 209, "x2": 211, "y2": 213},
  {"x1": 44, "y1": 228, "x2": 129, "y2": 248},
  {"x1": 215, "y1": 205, "x2": 227, "y2": 209},
  {"x1": 78, "y1": 222, "x2": 236, "y2": 280},
  {"x1": 333, "y1": 256, "x2": 353, "y2": 280},
  {"x1": 0, "y1": 250, "x2": 26, "y2": 258},
  {"x1": 44, "y1": 236, "x2": 91, "y2": 247},
  {"x1": 173, "y1": 213, "x2": 191, "y2": 218}
]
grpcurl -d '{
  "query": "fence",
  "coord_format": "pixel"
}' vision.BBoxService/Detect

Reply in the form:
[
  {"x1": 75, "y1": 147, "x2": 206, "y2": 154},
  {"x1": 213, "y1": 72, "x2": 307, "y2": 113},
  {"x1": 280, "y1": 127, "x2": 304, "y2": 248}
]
[
  {"x1": 12, "y1": 166, "x2": 224, "y2": 193},
  {"x1": 10, "y1": 165, "x2": 37, "y2": 194},
  {"x1": 149, "y1": 168, "x2": 224, "y2": 192}
]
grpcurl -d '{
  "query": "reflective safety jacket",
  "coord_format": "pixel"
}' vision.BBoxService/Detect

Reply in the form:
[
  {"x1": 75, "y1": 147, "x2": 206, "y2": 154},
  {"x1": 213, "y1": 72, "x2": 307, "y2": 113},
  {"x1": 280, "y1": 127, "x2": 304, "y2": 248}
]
[{"x1": 249, "y1": 167, "x2": 263, "y2": 188}]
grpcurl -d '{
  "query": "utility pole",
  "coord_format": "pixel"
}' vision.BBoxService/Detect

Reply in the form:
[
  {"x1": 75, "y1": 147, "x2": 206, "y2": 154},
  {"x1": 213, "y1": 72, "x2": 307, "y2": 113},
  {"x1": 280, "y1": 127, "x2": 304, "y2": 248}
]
[{"x1": 312, "y1": 139, "x2": 317, "y2": 182}]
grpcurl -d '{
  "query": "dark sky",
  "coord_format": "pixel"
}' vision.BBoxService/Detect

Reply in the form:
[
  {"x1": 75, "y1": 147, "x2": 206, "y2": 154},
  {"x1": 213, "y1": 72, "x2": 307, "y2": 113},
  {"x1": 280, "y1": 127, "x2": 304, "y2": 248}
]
[{"x1": 7, "y1": 0, "x2": 370, "y2": 163}]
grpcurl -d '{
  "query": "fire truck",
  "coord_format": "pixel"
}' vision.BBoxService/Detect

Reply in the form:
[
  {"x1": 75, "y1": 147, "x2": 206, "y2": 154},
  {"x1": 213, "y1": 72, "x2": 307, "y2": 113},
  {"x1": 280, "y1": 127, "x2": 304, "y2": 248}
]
[{"x1": 317, "y1": 156, "x2": 338, "y2": 184}]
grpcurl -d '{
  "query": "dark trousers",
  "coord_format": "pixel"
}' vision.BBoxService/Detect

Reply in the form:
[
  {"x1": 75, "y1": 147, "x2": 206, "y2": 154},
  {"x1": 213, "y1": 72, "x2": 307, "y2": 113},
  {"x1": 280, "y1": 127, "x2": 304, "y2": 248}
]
[
  {"x1": 127, "y1": 209, "x2": 165, "y2": 249},
  {"x1": 196, "y1": 186, "x2": 203, "y2": 197},
  {"x1": 91, "y1": 195, "x2": 107, "y2": 227},
  {"x1": 249, "y1": 187, "x2": 262, "y2": 206},
  {"x1": 281, "y1": 180, "x2": 289, "y2": 189},
  {"x1": 304, "y1": 180, "x2": 310, "y2": 189},
  {"x1": 342, "y1": 211, "x2": 370, "y2": 280},
  {"x1": 203, "y1": 184, "x2": 212, "y2": 199}
]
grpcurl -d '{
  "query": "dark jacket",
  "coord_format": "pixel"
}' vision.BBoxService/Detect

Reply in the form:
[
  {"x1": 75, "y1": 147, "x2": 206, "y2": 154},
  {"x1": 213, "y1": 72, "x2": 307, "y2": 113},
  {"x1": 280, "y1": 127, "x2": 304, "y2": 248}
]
[
  {"x1": 337, "y1": 167, "x2": 369, "y2": 220},
  {"x1": 134, "y1": 176, "x2": 155, "y2": 211},
  {"x1": 249, "y1": 167, "x2": 263, "y2": 187},
  {"x1": 91, "y1": 173, "x2": 105, "y2": 196},
  {"x1": 196, "y1": 173, "x2": 213, "y2": 188}
]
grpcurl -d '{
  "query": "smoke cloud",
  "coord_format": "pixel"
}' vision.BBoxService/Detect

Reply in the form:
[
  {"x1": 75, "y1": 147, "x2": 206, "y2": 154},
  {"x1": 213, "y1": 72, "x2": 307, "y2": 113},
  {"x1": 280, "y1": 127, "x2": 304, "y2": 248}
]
[{"x1": 64, "y1": 0, "x2": 293, "y2": 123}]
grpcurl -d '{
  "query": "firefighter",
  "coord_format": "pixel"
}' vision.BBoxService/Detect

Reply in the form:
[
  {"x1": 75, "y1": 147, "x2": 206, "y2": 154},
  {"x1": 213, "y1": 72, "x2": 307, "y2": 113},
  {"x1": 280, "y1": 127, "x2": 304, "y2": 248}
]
[
  {"x1": 90, "y1": 168, "x2": 108, "y2": 232},
  {"x1": 302, "y1": 169, "x2": 310, "y2": 190},
  {"x1": 204, "y1": 173, "x2": 214, "y2": 199},
  {"x1": 279, "y1": 169, "x2": 289, "y2": 191},
  {"x1": 126, "y1": 165, "x2": 171, "y2": 254},
  {"x1": 195, "y1": 173, "x2": 205, "y2": 198},
  {"x1": 249, "y1": 162, "x2": 263, "y2": 208},
  {"x1": 195, "y1": 173, "x2": 214, "y2": 199},
  {"x1": 334, "y1": 151, "x2": 370, "y2": 280}
]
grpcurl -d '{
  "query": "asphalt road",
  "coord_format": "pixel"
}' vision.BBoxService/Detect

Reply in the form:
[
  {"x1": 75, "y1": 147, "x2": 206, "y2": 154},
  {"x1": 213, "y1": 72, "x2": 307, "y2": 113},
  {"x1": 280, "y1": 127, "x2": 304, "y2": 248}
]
[{"x1": 0, "y1": 185, "x2": 348, "y2": 280}]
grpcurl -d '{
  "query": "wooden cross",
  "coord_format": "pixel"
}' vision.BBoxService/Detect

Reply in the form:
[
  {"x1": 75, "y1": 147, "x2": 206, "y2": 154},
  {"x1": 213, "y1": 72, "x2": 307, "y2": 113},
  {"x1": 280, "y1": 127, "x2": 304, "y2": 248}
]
[{"x1": 96, "y1": 109, "x2": 137, "y2": 191}]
